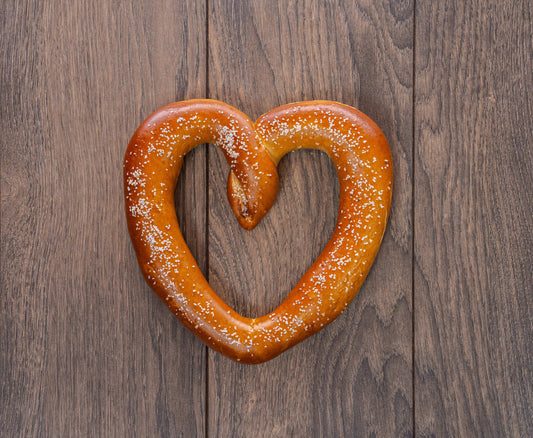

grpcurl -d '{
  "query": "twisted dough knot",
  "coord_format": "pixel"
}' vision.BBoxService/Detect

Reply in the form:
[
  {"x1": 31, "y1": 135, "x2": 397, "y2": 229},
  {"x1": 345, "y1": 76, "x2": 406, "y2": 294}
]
[{"x1": 124, "y1": 99, "x2": 392, "y2": 364}]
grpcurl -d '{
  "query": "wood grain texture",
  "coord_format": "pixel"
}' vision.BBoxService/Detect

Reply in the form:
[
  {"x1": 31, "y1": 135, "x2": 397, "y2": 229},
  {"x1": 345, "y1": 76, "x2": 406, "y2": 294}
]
[
  {"x1": 414, "y1": 1, "x2": 533, "y2": 436},
  {"x1": 206, "y1": 1, "x2": 413, "y2": 436},
  {"x1": 0, "y1": 1, "x2": 206, "y2": 436},
  {"x1": 4, "y1": 0, "x2": 532, "y2": 436}
]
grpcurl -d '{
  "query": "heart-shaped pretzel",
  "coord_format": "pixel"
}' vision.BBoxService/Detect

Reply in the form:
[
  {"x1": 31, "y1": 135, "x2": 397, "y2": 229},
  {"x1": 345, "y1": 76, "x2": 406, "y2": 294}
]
[{"x1": 124, "y1": 100, "x2": 392, "y2": 364}]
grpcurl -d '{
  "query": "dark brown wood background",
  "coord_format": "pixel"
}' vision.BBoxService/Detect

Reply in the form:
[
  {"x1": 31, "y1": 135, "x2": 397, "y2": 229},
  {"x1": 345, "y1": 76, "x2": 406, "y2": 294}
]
[{"x1": 1, "y1": 0, "x2": 531, "y2": 436}]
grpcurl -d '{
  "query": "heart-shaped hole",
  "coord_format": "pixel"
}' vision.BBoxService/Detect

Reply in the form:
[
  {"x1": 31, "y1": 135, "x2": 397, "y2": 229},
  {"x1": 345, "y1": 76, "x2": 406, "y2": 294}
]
[{"x1": 207, "y1": 146, "x2": 339, "y2": 318}]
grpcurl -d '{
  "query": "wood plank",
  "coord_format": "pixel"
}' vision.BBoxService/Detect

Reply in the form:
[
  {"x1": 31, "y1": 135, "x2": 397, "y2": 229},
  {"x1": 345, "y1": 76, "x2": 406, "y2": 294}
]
[
  {"x1": 207, "y1": 1, "x2": 413, "y2": 435},
  {"x1": 0, "y1": 1, "x2": 206, "y2": 435},
  {"x1": 414, "y1": 1, "x2": 533, "y2": 436}
]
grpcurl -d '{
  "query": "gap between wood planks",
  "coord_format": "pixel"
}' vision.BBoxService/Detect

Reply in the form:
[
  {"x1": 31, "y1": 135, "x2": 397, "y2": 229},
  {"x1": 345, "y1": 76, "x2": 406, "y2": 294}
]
[
  {"x1": 205, "y1": 1, "x2": 210, "y2": 437},
  {"x1": 411, "y1": 0, "x2": 417, "y2": 435}
]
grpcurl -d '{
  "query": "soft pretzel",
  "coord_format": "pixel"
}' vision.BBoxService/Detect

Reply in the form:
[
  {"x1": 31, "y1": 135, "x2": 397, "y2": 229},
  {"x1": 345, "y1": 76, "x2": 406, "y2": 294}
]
[{"x1": 124, "y1": 99, "x2": 392, "y2": 364}]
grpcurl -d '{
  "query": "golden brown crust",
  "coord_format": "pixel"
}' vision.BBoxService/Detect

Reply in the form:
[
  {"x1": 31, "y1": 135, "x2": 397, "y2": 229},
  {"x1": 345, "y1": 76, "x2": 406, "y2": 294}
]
[{"x1": 124, "y1": 99, "x2": 392, "y2": 364}]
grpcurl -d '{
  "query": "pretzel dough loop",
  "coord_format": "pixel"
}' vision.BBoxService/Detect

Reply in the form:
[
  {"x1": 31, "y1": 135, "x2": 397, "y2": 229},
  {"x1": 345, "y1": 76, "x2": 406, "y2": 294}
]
[{"x1": 124, "y1": 100, "x2": 392, "y2": 364}]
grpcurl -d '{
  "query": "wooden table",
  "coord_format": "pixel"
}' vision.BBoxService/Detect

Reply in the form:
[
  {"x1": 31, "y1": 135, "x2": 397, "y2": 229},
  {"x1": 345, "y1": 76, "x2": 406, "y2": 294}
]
[{"x1": 2, "y1": 1, "x2": 532, "y2": 436}]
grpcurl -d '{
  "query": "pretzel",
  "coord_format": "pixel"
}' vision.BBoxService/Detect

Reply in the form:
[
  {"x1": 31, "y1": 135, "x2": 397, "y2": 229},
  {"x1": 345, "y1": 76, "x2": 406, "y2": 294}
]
[{"x1": 124, "y1": 100, "x2": 392, "y2": 364}]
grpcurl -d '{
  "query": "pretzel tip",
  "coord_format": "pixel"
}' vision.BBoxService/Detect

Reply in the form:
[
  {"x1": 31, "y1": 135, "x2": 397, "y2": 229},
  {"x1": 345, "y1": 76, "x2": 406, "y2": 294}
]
[{"x1": 226, "y1": 170, "x2": 279, "y2": 230}]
